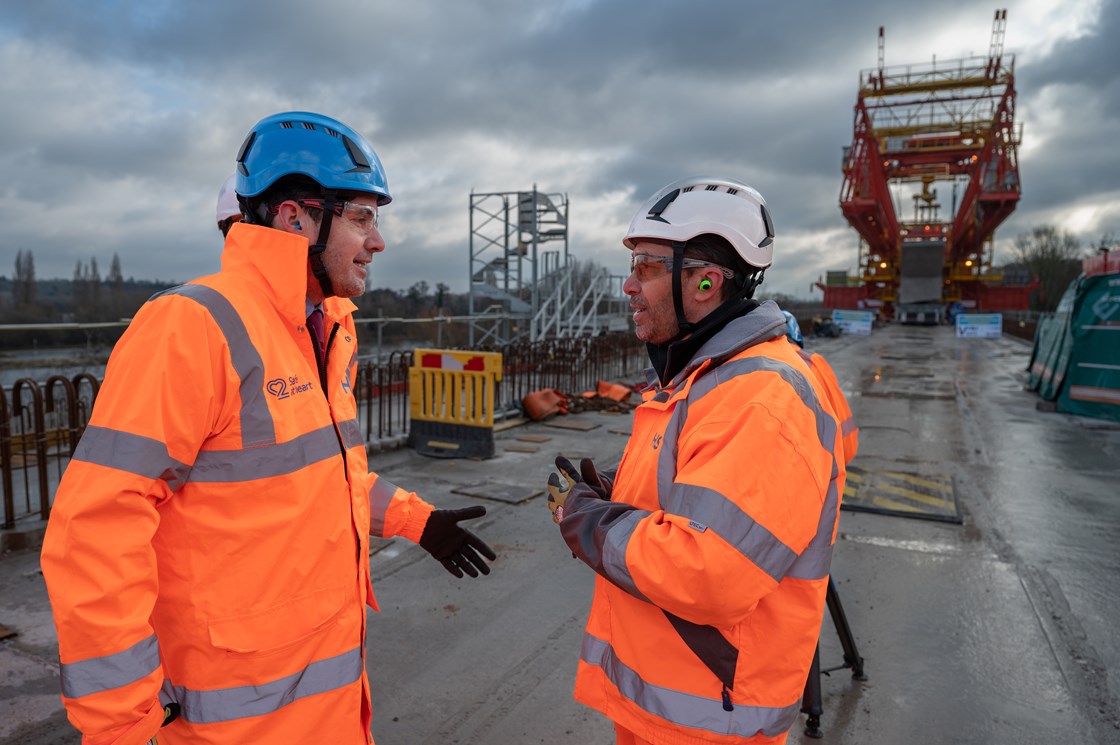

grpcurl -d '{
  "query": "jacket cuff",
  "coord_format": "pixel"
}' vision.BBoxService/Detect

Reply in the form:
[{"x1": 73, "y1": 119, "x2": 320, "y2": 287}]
[{"x1": 401, "y1": 498, "x2": 436, "y2": 544}]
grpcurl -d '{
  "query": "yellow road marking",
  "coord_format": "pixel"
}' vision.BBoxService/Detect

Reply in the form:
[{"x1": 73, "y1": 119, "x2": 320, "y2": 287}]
[
  {"x1": 876, "y1": 481, "x2": 953, "y2": 509},
  {"x1": 871, "y1": 495, "x2": 925, "y2": 513},
  {"x1": 879, "y1": 471, "x2": 949, "y2": 491}
]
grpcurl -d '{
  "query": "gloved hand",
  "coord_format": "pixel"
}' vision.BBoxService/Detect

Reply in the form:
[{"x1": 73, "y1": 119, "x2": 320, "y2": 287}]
[
  {"x1": 547, "y1": 456, "x2": 610, "y2": 524},
  {"x1": 578, "y1": 458, "x2": 614, "y2": 500},
  {"x1": 419, "y1": 507, "x2": 497, "y2": 578},
  {"x1": 547, "y1": 456, "x2": 580, "y2": 524}
]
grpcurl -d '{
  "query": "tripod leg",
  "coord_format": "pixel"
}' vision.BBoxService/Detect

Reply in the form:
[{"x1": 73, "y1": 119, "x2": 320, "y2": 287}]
[
  {"x1": 826, "y1": 576, "x2": 867, "y2": 680},
  {"x1": 800, "y1": 643, "x2": 824, "y2": 738}
]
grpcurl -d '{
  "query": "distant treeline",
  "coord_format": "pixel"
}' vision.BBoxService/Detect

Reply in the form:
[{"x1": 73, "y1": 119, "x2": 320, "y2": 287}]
[{"x1": 1, "y1": 250, "x2": 470, "y2": 351}]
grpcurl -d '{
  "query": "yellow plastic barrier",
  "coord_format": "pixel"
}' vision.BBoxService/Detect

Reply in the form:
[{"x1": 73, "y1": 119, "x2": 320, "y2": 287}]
[{"x1": 408, "y1": 348, "x2": 503, "y2": 458}]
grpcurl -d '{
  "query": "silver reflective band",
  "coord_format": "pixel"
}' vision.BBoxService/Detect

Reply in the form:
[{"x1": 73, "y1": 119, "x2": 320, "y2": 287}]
[
  {"x1": 665, "y1": 482, "x2": 797, "y2": 583},
  {"x1": 190, "y1": 425, "x2": 341, "y2": 482},
  {"x1": 338, "y1": 418, "x2": 364, "y2": 451},
  {"x1": 655, "y1": 354, "x2": 842, "y2": 581},
  {"x1": 73, "y1": 427, "x2": 191, "y2": 492},
  {"x1": 581, "y1": 633, "x2": 799, "y2": 738},
  {"x1": 162, "y1": 646, "x2": 362, "y2": 724},
  {"x1": 154, "y1": 284, "x2": 277, "y2": 448},
  {"x1": 369, "y1": 474, "x2": 401, "y2": 537},
  {"x1": 600, "y1": 510, "x2": 648, "y2": 599},
  {"x1": 61, "y1": 635, "x2": 160, "y2": 699}
]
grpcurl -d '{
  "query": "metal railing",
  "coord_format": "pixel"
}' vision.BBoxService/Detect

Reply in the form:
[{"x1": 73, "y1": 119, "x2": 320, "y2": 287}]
[{"x1": 1, "y1": 333, "x2": 646, "y2": 529}]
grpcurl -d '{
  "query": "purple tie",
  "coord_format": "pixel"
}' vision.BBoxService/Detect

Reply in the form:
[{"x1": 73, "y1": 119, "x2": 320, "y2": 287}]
[{"x1": 307, "y1": 308, "x2": 325, "y2": 356}]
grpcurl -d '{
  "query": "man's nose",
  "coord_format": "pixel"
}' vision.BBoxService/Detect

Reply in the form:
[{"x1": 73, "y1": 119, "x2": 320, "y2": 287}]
[
  {"x1": 366, "y1": 227, "x2": 386, "y2": 253},
  {"x1": 622, "y1": 272, "x2": 640, "y2": 295}
]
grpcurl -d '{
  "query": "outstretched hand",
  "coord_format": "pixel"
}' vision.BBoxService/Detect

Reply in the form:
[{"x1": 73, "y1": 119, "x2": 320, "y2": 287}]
[{"x1": 419, "y1": 506, "x2": 497, "y2": 578}]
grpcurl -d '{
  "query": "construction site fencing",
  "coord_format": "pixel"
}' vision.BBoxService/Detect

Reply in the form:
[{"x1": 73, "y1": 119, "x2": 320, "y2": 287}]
[
  {"x1": 1, "y1": 333, "x2": 646, "y2": 530},
  {"x1": 494, "y1": 335, "x2": 646, "y2": 408}
]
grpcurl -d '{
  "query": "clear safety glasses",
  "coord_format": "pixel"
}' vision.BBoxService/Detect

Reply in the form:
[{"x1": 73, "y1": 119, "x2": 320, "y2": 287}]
[
  {"x1": 629, "y1": 253, "x2": 734, "y2": 282},
  {"x1": 295, "y1": 199, "x2": 380, "y2": 236}
]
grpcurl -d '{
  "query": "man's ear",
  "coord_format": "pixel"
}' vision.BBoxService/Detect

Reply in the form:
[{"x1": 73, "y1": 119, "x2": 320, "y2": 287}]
[
  {"x1": 693, "y1": 270, "x2": 724, "y2": 300},
  {"x1": 275, "y1": 201, "x2": 302, "y2": 234}
]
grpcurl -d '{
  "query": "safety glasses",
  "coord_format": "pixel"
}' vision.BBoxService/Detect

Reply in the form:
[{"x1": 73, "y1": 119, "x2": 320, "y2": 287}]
[
  {"x1": 295, "y1": 199, "x2": 380, "y2": 236},
  {"x1": 629, "y1": 253, "x2": 734, "y2": 282}
]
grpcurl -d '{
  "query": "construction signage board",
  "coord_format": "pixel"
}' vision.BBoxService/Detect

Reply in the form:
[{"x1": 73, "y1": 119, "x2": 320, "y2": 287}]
[
  {"x1": 832, "y1": 309, "x2": 874, "y2": 335},
  {"x1": 956, "y1": 313, "x2": 1003, "y2": 338}
]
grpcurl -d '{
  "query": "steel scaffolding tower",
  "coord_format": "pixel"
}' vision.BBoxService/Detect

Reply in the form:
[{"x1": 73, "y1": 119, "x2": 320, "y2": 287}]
[{"x1": 468, "y1": 186, "x2": 632, "y2": 346}]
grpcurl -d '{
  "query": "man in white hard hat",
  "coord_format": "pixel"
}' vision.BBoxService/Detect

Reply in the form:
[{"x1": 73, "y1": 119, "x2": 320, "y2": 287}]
[
  {"x1": 215, "y1": 173, "x2": 242, "y2": 236},
  {"x1": 547, "y1": 177, "x2": 845, "y2": 744}
]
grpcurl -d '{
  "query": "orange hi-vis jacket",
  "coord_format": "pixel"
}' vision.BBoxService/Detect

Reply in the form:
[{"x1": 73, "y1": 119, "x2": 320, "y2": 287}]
[
  {"x1": 796, "y1": 348, "x2": 859, "y2": 465},
  {"x1": 41, "y1": 223, "x2": 434, "y2": 745},
  {"x1": 560, "y1": 301, "x2": 845, "y2": 745}
]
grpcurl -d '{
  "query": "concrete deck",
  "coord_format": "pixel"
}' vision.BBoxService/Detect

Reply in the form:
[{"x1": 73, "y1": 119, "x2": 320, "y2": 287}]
[{"x1": 2, "y1": 323, "x2": 1118, "y2": 744}]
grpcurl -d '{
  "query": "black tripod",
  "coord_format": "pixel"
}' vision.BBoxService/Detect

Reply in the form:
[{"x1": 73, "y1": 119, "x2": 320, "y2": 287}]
[{"x1": 800, "y1": 576, "x2": 867, "y2": 738}]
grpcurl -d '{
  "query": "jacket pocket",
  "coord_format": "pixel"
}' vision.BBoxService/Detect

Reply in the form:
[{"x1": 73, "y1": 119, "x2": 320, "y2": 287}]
[{"x1": 207, "y1": 585, "x2": 349, "y2": 655}]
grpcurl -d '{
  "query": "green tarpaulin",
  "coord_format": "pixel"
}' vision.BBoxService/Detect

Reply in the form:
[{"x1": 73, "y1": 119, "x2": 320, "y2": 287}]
[{"x1": 1028, "y1": 273, "x2": 1120, "y2": 422}]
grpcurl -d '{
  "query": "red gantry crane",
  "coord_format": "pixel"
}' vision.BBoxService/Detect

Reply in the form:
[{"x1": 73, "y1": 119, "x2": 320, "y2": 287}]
[{"x1": 830, "y1": 9, "x2": 1027, "y2": 322}]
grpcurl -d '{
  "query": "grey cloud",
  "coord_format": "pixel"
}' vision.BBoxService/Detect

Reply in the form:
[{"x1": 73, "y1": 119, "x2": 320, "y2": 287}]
[{"x1": 1, "y1": 0, "x2": 1115, "y2": 302}]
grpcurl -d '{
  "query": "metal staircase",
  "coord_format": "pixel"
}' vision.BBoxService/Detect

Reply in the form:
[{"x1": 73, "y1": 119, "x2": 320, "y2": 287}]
[{"x1": 468, "y1": 187, "x2": 630, "y2": 345}]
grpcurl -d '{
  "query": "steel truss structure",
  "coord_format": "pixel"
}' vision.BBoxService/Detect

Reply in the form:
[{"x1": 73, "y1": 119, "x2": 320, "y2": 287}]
[{"x1": 837, "y1": 9, "x2": 1024, "y2": 315}]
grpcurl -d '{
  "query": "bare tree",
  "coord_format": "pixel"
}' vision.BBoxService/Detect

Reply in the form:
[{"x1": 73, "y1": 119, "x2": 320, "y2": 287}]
[
  {"x1": 1012, "y1": 225, "x2": 1083, "y2": 312},
  {"x1": 14, "y1": 249, "x2": 36, "y2": 305}
]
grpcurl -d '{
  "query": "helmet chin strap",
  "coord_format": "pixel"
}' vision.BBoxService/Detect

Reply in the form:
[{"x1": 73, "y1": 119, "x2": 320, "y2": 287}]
[
  {"x1": 670, "y1": 241, "x2": 692, "y2": 340},
  {"x1": 308, "y1": 193, "x2": 339, "y2": 298}
]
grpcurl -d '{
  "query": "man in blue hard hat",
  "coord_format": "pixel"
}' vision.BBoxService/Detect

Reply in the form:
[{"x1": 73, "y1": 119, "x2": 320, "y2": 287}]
[{"x1": 42, "y1": 112, "x2": 495, "y2": 745}]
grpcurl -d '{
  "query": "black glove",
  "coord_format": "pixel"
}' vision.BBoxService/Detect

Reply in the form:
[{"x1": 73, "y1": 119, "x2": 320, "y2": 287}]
[
  {"x1": 419, "y1": 507, "x2": 497, "y2": 578},
  {"x1": 578, "y1": 458, "x2": 614, "y2": 500}
]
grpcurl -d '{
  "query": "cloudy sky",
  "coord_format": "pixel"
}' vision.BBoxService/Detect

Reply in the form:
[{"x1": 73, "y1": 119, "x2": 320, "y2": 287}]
[{"x1": 1, "y1": 0, "x2": 1116, "y2": 301}]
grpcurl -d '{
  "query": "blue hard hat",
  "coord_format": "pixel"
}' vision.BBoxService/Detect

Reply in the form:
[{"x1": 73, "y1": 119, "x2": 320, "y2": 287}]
[
  {"x1": 781, "y1": 310, "x2": 804, "y2": 348},
  {"x1": 235, "y1": 111, "x2": 391, "y2": 205}
]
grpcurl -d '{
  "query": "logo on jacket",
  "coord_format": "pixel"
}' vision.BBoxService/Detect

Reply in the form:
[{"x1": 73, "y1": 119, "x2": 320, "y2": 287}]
[
  {"x1": 341, "y1": 367, "x2": 352, "y2": 396},
  {"x1": 651, "y1": 433, "x2": 663, "y2": 451},
  {"x1": 266, "y1": 376, "x2": 314, "y2": 400}
]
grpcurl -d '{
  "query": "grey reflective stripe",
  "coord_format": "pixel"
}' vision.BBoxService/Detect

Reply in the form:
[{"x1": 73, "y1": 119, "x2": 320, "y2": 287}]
[
  {"x1": 158, "y1": 285, "x2": 276, "y2": 448},
  {"x1": 841, "y1": 417, "x2": 858, "y2": 437},
  {"x1": 657, "y1": 355, "x2": 842, "y2": 582},
  {"x1": 665, "y1": 483, "x2": 797, "y2": 582},
  {"x1": 786, "y1": 544, "x2": 834, "y2": 579},
  {"x1": 60, "y1": 635, "x2": 160, "y2": 699},
  {"x1": 369, "y1": 474, "x2": 400, "y2": 537},
  {"x1": 161, "y1": 646, "x2": 362, "y2": 724},
  {"x1": 190, "y1": 425, "x2": 341, "y2": 482},
  {"x1": 581, "y1": 633, "x2": 799, "y2": 738},
  {"x1": 72, "y1": 426, "x2": 192, "y2": 492},
  {"x1": 337, "y1": 418, "x2": 364, "y2": 451},
  {"x1": 600, "y1": 509, "x2": 648, "y2": 600}
]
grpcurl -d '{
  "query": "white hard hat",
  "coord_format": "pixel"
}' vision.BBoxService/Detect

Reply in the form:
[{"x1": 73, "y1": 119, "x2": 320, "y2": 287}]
[
  {"x1": 215, "y1": 173, "x2": 241, "y2": 223},
  {"x1": 623, "y1": 176, "x2": 775, "y2": 270}
]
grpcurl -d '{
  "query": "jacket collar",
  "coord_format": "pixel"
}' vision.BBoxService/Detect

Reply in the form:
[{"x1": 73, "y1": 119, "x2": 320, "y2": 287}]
[
  {"x1": 221, "y1": 223, "x2": 357, "y2": 328},
  {"x1": 645, "y1": 299, "x2": 787, "y2": 390}
]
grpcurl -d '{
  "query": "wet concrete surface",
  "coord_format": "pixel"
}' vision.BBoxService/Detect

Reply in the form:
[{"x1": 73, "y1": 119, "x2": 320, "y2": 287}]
[{"x1": 2, "y1": 323, "x2": 1119, "y2": 744}]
